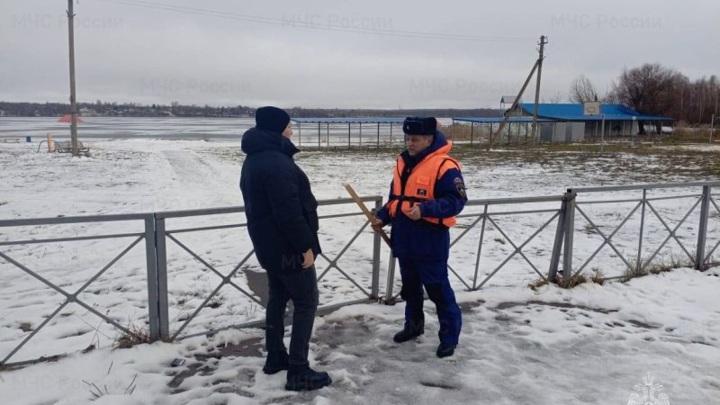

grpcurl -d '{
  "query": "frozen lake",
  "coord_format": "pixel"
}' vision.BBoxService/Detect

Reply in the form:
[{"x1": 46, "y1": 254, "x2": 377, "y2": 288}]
[
  {"x1": 0, "y1": 117, "x2": 253, "y2": 141},
  {"x1": 0, "y1": 117, "x2": 455, "y2": 147}
]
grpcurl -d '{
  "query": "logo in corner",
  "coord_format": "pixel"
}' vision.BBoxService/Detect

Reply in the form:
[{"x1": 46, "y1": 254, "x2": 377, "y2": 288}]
[{"x1": 627, "y1": 372, "x2": 670, "y2": 405}]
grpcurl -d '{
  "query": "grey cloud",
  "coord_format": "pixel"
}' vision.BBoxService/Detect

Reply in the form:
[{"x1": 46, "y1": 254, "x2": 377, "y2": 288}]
[{"x1": 1, "y1": 0, "x2": 718, "y2": 108}]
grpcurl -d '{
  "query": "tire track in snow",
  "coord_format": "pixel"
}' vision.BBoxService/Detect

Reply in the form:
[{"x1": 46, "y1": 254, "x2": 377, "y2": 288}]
[{"x1": 163, "y1": 150, "x2": 225, "y2": 189}]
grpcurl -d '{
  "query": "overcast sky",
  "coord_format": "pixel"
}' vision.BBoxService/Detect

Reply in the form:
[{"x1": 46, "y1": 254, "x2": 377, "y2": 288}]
[{"x1": 1, "y1": 0, "x2": 719, "y2": 109}]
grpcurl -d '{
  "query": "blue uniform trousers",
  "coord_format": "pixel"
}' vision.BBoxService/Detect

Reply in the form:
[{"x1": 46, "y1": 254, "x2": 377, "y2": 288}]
[{"x1": 398, "y1": 257, "x2": 462, "y2": 345}]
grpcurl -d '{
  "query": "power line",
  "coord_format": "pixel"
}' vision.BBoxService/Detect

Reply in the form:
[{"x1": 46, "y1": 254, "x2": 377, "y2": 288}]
[{"x1": 97, "y1": 0, "x2": 534, "y2": 43}]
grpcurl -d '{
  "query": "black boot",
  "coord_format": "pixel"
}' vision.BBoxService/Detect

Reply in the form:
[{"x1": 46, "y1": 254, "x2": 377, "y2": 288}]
[
  {"x1": 436, "y1": 343, "x2": 456, "y2": 358},
  {"x1": 262, "y1": 350, "x2": 289, "y2": 375},
  {"x1": 285, "y1": 365, "x2": 332, "y2": 391},
  {"x1": 393, "y1": 327, "x2": 424, "y2": 343}
]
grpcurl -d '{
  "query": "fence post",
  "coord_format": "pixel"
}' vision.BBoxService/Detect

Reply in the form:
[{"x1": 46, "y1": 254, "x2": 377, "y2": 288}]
[
  {"x1": 637, "y1": 189, "x2": 647, "y2": 271},
  {"x1": 371, "y1": 200, "x2": 382, "y2": 299},
  {"x1": 562, "y1": 190, "x2": 577, "y2": 279},
  {"x1": 144, "y1": 216, "x2": 160, "y2": 341},
  {"x1": 548, "y1": 196, "x2": 567, "y2": 282},
  {"x1": 385, "y1": 253, "x2": 397, "y2": 304},
  {"x1": 155, "y1": 216, "x2": 170, "y2": 340},
  {"x1": 696, "y1": 185, "x2": 711, "y2": 270}
]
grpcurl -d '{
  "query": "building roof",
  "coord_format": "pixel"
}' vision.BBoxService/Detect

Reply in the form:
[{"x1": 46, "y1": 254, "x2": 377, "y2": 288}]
[
  {"x1": 291, "y1": 117, "x2": 405, "y2": 124},
  {"x1": 517, "y1": 103, "x2": 674, "y2": 122},
  {"x1": 500, "y1": 96, "x2": 522, "y2": 104},
  {"x1": 453, "y1": 116, "x2": 553, "y2": 124}
]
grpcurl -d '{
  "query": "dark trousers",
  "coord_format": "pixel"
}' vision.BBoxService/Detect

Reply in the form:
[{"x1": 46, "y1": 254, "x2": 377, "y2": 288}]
[
  {"x1": 398, "y1": 257, "x2": 462, "y2": 345},
  {"x1": 264, "y1": 266, "x2": 319, "y2": 366}
]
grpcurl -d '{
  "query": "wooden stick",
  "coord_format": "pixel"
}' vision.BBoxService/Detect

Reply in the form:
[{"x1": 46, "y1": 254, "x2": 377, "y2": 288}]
[{"x1": 344, "y1": 184, "x2": 392, "y2": 247}]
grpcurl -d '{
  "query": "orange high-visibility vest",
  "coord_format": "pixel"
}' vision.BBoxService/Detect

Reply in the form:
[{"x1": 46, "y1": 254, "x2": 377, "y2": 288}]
[{"x1": 387, "y1": 142, "x2": 459, "y2": 227}]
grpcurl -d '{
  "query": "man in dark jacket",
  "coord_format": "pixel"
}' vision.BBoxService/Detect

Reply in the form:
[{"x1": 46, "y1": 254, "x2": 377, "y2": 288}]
[
  {"x1": 240, "y1": 106, "x2": 331, "y2": 391},
  {"x1": 373, "y1": 117, "x2": 467, "y2": 358}
]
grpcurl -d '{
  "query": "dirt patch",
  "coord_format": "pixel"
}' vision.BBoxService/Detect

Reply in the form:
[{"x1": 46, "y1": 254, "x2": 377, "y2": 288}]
[
  {"x1": 167, "y1": 337, "x2": 264, "y2": 389},
  {"x1": 495, "y1": 300, "x2": 618, "y2": 314}
]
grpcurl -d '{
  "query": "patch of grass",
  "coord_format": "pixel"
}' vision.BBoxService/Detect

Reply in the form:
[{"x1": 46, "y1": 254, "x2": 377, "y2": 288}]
[
  {"x1": 528, "y1": 278, "x2": 549, "y2": 291},
  {"x1": 19, "y1": 322, "x2": 32, "y2": 332},
  {"x1": 83, "y1": 361, "x2": 137, "y2": 401},
  {"x1": 590, "y1": 268, "x2": 605, "y2": 285},
  {"x1": 114, "y1": 324, "x2": 152, "y2": 349},
  {"x1": 445, "y1": 123, "x2": 490, "y2": 143},
  {"x1": 622, "y1": 254, "x2": 695, "y2": 282},
  {"x1": 529, "y1": 271, "x2": 597, "y2": 290},
  {"x1": 211, "y1": 134, "x2": 720, "y2": 178},
  {"x1": 557, "y1": 273, "x2": 588, "y2": 289},
  {"x1": 659, "y1": 126, "x2": 715, "y2": 143},
  {"x1": 622, "y1": 257, "x2": 649, "y2": 281}
]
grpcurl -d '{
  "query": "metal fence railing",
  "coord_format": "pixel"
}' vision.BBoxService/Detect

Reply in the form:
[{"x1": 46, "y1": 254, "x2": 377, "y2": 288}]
[
  {"x1": 0, "y1": 213, "x2": 156, "y2": 368},
  {"x1": 381, "y1": 181, "x2": 720, "y2": 298},
  {"x1": 152, "y1": 197, "x2": 384, "y2": 342},
  {"x1": 1, "y1": 183, "x2": 718, "y2": 367},
  {"x1": 562, "y1": 182, "x2": 720, "y2": 280},
  {"x1": 0, "y1": 197, "x2": 383, "y2": 367}
]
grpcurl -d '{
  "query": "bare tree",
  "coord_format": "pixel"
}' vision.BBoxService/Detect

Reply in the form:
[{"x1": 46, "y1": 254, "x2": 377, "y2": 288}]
[
  {"x1": 569, "y1": 75, "x2": 599, "y2": 103},
  {"x1": 691, "y1": 75, "x2": 719, "y2": 124},
  {"x1": 610, "y1": 63, "x2": 687, "y2": 134},
  {"x1": 542, "y1": 92, "x2": 564, "y2": 103}
]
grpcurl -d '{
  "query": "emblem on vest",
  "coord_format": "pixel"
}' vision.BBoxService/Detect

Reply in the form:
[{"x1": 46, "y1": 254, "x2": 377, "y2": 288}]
[
  {"x1": 417, "y1": 189, "x2": 427, "y2": 196},
  {"x1": 454, "y1": 177, "x2": 466, "y2": 199}
]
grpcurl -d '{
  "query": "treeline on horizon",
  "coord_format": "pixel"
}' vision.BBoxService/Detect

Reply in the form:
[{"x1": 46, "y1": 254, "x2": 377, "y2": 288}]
[
  {"x1": 0, "y1": 101, "x2": 501, "y2": 119},
  {"x1": 571, "y1": 63, "x2": 719, "y2": 126}
]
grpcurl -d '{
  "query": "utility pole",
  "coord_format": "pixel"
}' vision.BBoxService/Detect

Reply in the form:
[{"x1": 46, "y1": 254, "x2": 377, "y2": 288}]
[
  {"x1": 712, "y1": 92, "x2": 718, "y2": 143},
  {"x1": 490, "y1": 60, "x2": 539, "y2": 149},
  {"x1": 67, "y1": 0, "x2": 79, "y2": 156},
  {"x1": 530, "y1": 35, "x2": 548, "y2": 143}
]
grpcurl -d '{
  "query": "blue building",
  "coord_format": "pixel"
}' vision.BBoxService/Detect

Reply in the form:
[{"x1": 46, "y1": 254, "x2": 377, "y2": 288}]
[
  {"x1": 454, "y1": 103, "x2": 675, "y2": 143},
  {"x1": 514, "y1": 103, "x2": 674, "y2": 142}
]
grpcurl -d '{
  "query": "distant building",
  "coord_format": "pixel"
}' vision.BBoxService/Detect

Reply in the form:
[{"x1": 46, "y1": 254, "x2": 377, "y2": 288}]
[
  {"x1": 511, "y1": 103, "x2": 674, "y2": 142},
  {"x1": 500, "y1": 95, "x2": 522, "y2": 109},
  {"x1": 453, "y1": 103, "x2": 675, "y2": 144},
  {"x1": 79, "y1": 108, "x2": 99, "y2": 117}
]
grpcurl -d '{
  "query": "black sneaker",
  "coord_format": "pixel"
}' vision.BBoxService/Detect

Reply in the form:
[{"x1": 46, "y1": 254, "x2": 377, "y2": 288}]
[
  {"x1": 285, "y1": 365, "x2": 332, "y2": 391},
  {"x1": 393, "y1": 328, "x2": 424, "y2": 343},
  {"x1": 262, "y1": 350, "x2": 289, "y2": 375},
  {"x1": 436, "y1": 343, "x2": 456, "y2": 358}
]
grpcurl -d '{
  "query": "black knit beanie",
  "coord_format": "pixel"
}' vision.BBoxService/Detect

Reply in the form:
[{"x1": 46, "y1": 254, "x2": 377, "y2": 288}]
[{"x1": 255, "y1": 106, "x2": 291, "y2": 134}]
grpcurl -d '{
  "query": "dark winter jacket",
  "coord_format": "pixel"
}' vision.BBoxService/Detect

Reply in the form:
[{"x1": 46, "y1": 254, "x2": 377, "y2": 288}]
[
  {"x1": 376, "y1": 131, "x2": 467, "y2": 261},
  {"x1": 240, "y1": 127, "x2": 321, "y2": 272}
]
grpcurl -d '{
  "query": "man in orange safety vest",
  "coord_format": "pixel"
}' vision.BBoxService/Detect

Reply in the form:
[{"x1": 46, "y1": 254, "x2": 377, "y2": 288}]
[{"x1": 373, "y1": 116, "x2": 467, "y2": 358}]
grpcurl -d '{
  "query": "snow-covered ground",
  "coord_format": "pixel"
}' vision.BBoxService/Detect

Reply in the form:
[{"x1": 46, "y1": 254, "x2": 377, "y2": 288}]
[{"x1": 1, "y1": 135, "x2": 719, "y2": 404}]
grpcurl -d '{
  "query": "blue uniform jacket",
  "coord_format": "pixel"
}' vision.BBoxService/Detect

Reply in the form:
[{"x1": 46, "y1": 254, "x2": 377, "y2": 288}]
[{"x1": 376, "y1": 132, "x2": 467, "y2": 261}]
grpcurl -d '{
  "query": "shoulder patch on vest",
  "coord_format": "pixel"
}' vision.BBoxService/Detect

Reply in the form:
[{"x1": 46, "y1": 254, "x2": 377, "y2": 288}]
[{"x1": 454, "y1": 177, "x2": 466, "y2": 199}]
